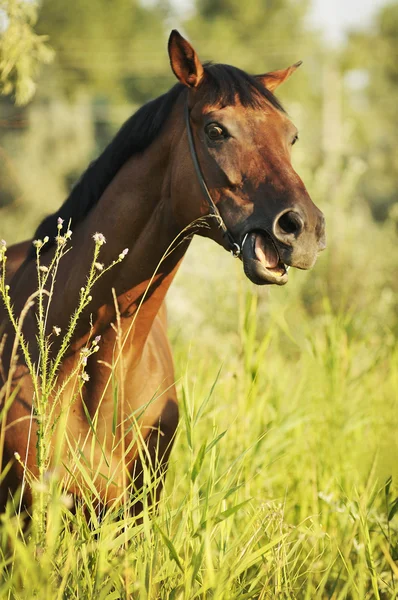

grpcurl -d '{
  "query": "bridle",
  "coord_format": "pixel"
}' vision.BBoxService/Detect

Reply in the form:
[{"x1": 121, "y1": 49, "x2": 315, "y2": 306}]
[{"x1": 184, "y1": 102, "x2": 245, "y2": 258}]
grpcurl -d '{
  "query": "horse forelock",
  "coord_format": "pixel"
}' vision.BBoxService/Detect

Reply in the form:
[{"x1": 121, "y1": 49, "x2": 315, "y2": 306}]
[{"x1": 201, "y1": 62, "x2": 286, "y2": 112}]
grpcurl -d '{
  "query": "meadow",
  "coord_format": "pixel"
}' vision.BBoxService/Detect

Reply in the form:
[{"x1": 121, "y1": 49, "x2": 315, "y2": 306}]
[{"x1": 0, "y1": 158, "x2": 397, "y2": 599}]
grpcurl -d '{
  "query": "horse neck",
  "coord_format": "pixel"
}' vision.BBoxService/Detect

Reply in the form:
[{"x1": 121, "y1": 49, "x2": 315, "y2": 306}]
[{"x1": 43, "y1": 103, "x2": 190, "y2": 355}]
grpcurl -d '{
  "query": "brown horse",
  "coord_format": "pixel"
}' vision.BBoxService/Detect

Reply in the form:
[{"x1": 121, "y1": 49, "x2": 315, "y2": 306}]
[{"x1": 0, "y1": 30, "x2": 325, "y2": 512}]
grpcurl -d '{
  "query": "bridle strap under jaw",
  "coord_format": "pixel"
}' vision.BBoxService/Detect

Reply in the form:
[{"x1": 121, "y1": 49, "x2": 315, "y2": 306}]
[{"x1": 184, "y1": 102, "x2": 242, "y2": 258}]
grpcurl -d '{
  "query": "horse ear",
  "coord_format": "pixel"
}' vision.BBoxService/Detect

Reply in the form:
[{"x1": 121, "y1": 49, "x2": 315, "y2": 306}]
[
  {"x1": 257, "y1": 61, "x2": 302, "y2": 92},
  {"x1": 168, "y1": 30, "x2": 205, "y2": 88}
]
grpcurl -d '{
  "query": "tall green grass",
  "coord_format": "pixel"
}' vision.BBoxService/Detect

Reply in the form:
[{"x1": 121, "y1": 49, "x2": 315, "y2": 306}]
[
  {"x1": 1, "y1": 288, "x2": 397, "y2": 598},
  {"x1": 0, "y1": 161, "x2": 397, "y2": 598}
]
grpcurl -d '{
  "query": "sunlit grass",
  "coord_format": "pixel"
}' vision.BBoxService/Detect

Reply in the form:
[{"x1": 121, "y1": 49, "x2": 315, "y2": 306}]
[{"x1": 0, "y1": 279, "x2": 396, "y2": 598}]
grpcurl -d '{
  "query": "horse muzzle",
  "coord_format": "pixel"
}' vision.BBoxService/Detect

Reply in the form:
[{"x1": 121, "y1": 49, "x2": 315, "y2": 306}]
[
  {"x1": 241, "y1": 208, "x2": 326, "y2": 286},
  {"x1": 241, "y1": 230, "x2": 289, "y2": 286}
]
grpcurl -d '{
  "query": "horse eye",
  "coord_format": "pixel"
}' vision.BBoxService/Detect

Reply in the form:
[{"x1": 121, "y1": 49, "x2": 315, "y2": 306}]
[
  {"x1": 205, "y1": 123, "x2": 225, "y2": 141},
  {"x1": 292, "y1": 134, "x2": 299, "y2": 146}
]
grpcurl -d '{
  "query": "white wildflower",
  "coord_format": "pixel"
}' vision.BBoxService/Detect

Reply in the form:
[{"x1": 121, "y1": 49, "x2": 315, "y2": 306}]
[
  {"x1": 93, "y1": 232, "x2": 106, "y2": 246},
  {"x1": 118, "y1": 248, "x2": 129, "y2": 260}
]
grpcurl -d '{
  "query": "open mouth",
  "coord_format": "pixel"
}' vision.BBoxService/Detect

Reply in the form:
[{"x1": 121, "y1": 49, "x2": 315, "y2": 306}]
[{"x1": 241, "y1": 230, "x2": 289, "y2": 286}]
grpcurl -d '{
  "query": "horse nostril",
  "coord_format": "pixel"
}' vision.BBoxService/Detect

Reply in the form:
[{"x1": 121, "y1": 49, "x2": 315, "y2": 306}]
[{"x1": 276, "y1": 210, "x2": 303, "y2": 236}]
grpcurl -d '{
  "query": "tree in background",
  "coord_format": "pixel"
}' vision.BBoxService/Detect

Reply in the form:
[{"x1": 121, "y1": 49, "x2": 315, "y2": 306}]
[
  {"x1": 0, "y1": 0, "x2": 170, "y2": 232},
  {"x1": 36, "y1": 0, "x2": 170, "y2": 104},
  {"x1": 0, "y1": 0, "x2": 53, "y2": 215},
  {"x1": 344, "y1": 1, "x2": 398, "y2": 220},
  {"x1": 0, "y1": 0, "x2": 53, "y2": 105}
]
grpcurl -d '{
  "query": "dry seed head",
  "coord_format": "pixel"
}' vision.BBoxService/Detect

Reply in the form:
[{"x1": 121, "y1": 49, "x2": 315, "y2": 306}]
[
  {"x1": 33, "y1": 481, "x2": 48, "y2": 493},
  {"x1": 60, "y1": 493, "x2": 74, "y2": 509}
]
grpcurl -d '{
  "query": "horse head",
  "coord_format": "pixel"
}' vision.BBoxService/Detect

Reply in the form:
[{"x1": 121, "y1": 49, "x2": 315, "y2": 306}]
[{"x1": 169, "y1": 30, "x2": 326, "y2": 285}]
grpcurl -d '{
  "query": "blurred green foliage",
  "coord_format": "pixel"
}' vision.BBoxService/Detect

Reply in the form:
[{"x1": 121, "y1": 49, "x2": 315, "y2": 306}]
[
  {"x1": 35, "y1": 0, "x2": 168, "y2": 102},
  {"x1": 344, "y1": 2, "x2": 398, "y2": 221},
  {"x1": 0, "y1": 0, "x2": 53, "y2": 104}
]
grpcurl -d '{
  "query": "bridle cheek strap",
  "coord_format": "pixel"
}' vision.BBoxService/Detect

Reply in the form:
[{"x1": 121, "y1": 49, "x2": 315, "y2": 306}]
[{"x1": 184, "y1": 102, "x2": 242, "y2": 258}]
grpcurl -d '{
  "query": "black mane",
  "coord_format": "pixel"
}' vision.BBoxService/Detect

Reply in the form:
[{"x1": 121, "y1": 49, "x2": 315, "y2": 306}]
[
  {"x1": 30, "y1": 82, "x2": 184, "y2": 256},
  {"x1": 30, "y1": 63, "x2": 284, "y2": 256}
]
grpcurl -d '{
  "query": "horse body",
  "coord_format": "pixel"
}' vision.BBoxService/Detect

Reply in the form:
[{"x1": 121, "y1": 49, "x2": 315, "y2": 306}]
[{"x1": 0, "y1": 31, "x2": 325, "y2": 511}]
